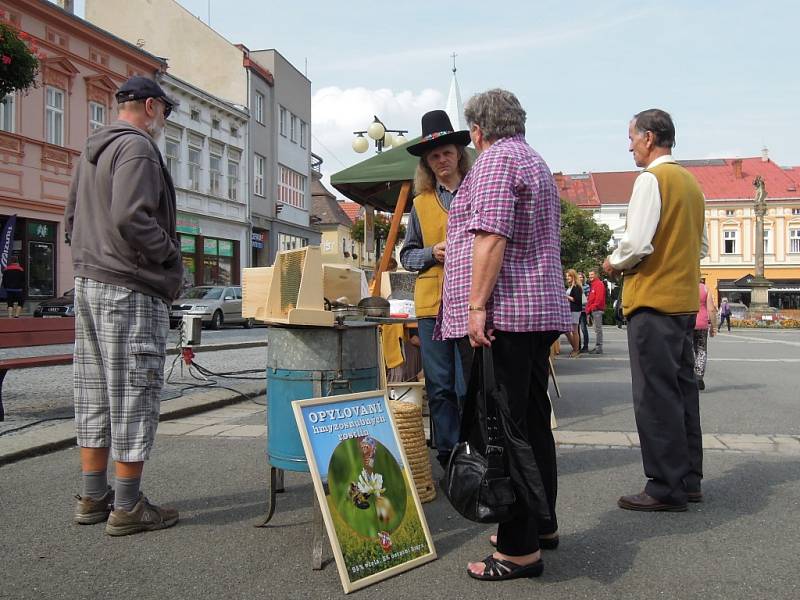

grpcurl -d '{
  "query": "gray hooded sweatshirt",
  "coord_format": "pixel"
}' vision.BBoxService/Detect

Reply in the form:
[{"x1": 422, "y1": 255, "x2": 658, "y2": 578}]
[{"x1": 65, "y1": 121, "x2": 182, "y2": 302}]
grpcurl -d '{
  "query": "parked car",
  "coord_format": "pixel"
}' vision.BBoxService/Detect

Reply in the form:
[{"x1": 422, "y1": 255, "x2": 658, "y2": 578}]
[
  {"x1": 33, "y1": 288, "x2": 75, "y2": 317},
  {"x1": 169, "y1": 285, "x2": 252, "y2": 329}
]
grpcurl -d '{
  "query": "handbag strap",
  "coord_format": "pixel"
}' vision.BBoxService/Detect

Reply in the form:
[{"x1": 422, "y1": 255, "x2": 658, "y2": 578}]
[{"x1": 480, "y1": 346, "x2": 504, "y2": 447}]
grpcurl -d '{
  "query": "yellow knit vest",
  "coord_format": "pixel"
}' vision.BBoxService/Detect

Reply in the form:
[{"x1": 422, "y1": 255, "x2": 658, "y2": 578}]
[
  {"x1": 622, "y1": 162, "x2": 705, "y2": 317},
  {"x1": 412, "y1": 191, "x2": 448, "y2": 318}
]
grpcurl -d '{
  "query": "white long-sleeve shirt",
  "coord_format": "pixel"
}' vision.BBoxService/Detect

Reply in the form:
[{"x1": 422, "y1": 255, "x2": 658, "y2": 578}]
[{"x1": 609, "y1": 154, "x2": 708, "y2": 271}]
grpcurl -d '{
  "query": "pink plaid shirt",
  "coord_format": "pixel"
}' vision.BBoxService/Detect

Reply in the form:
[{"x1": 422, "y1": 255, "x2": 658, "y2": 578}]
[{"x1": 436, "y1": 135, "x2": 571, "y2": 339}]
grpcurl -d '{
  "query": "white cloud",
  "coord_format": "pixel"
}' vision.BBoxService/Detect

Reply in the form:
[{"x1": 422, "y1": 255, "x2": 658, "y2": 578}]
[{"x1": 311, "y1": 86, "x2": 444, "y2": 186}]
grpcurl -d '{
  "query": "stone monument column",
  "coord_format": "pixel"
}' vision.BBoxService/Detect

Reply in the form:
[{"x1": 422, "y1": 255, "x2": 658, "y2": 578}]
[{"x1": 749, "y1": 175, "x2": 772, "y2": 313}]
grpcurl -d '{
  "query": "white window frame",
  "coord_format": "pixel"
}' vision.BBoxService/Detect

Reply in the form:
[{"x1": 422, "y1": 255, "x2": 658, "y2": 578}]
[
  {"x1": 89, "y1": 101, "x2": 105, "y2": 132},
  {"x1": 278, "y1": 164, "x2": 307, "y2": 209},
  {"x1": 279, "y1": 106, "x2": 287, "y2": 137},
  {"x1": 45, "y1": 86, "x2": 65, "y2": 146},
  {"x1": 1, "y1": 93, "x2": 15, "y2": 133},
  {"x1": 763, "y1": 228, "x2": 772, "y2": 254},
  {"x1": 255, "y1": 92, "x2": 264, "y2": 125},
  {"x1": 254, "y1": 153, "x2": 265, "y2": 197},
  {"x1": 209, "y1": 144, "x2": 223, "y2": 196},
  {"x1": 279, "y1": 233, "x2": 307, "y2": 252},
  {"x1": 300, "y1": 120, "x2": 307, "y2": 149},
  {"x1": 789, "y1": 228, "x2": 800, "y2": 254},
  {"x1": 165, "y1": 136, "x2": 181, "y2": 183},
  {"x1": 792, "y1": 208, "x2": 800, "y2": 216},
  {"x1": 290, "y1": 114, "x2": 298, "y2": 143},
  {"x1": 723, "y1": 229, "x2": 738, "y2": 255},
  {"x1": 227, "y1": 153, "x2": 240, "y2": 201},
  {"x1": 187, "y1": 144, "x2": 202, "y2": 192}
]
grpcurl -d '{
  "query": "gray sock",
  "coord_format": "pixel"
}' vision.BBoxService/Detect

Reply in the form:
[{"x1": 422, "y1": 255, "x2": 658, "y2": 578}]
[
  {"x1": 114, "y1": 476, "x2": 142, "y2": 512},
  {"x1": 82, "y1": 470, "x2": 108, "y2": 500}
]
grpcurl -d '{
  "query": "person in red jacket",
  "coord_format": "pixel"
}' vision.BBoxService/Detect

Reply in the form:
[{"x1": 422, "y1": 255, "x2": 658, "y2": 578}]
[{"x1": 585, "y1": 269, "x2": 607, "y2": 354}]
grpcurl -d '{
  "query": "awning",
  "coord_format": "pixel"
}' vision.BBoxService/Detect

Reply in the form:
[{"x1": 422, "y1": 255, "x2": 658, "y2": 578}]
[{"x1": 330, "y1": 140, "x2": 477, "y2": 212}]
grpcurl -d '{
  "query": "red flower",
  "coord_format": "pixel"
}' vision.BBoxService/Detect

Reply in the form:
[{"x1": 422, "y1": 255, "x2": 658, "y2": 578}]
[{"x1": 2, "y1": 55, "x2": 12, "y2": 65}]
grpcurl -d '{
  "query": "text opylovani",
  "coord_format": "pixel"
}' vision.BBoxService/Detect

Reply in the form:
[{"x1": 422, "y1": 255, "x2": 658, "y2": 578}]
[{"x1": 308, "y1": 401, "x2": 386, "y2": 441}]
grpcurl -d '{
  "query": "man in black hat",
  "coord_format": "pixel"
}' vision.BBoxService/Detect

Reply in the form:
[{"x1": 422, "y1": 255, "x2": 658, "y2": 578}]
[
  {"x1": 400, "y1": 110, "x2": 472, "y2": 468},
  {"x1": 65, "y1": 76, "x2": 182, "y2": 536}
]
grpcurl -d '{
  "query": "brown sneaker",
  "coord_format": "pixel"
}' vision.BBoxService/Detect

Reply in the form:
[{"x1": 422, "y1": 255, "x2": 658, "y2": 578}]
[
  {"x1": 105, "y1": 494, "x2": 179, "y2": 536},
  {"x1": 73, "y1": 488, "x2": 114, "y2": 525}
]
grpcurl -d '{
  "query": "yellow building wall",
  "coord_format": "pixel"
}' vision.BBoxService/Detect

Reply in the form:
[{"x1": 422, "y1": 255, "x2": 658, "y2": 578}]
[{"x1": 85, "y1": 0, "x2": 247, "y2": 105}]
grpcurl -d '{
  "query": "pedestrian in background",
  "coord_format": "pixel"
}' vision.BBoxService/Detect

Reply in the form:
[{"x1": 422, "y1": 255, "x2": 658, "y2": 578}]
[
  {"x1": 438, "y1": 88, "x2": 570, "y2": 581},
  {"x1": 565, "y1": 269, "x2": 582, "y2": 357},
  {"x1": 400, "y1": 109, "x2": 472, "y2": 469},
  {"x1": 578, "y1": 272, "x2": 590, "y2": 351},
  {"x1": 604, "y1": 108, "x2": 708, "y2": 512},
  {"x1": 719, "y1": 298, "x2": 732, "y2": 332},
  {"x1": 694, "y1": 279, "x2": 717, "y2": 390},
  {"x1": 2, "y1": 257, "x2": 25, "y2": 318},
  {"x1": 585, "y1": 269, "x2": 606, "y2": 354},
  {"x1": 66, "y1": 76, "x2": 182, "y2": 536}
]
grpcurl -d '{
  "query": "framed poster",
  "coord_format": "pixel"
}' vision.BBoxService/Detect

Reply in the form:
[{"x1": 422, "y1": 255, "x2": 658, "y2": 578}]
[{"x1": 292, "y1": 390, "x2": 436, "y2": 593}]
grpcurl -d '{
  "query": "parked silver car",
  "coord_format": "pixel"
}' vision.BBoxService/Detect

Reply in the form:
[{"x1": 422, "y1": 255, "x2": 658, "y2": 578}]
[{"x1": 170, "y1": 285, "x2": 252, "y2": 329}]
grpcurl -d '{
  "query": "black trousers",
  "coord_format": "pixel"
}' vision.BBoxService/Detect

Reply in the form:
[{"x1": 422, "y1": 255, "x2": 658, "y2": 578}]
[
  {"x1": 461, "y1": 330, "x2": 558, "y2": 556},
  {"x1": 627, "y1": 310, "x2": 703, "y2": 504},
  {"x1": 578, "y1": 311, "x2": 589, "y2": 349}
]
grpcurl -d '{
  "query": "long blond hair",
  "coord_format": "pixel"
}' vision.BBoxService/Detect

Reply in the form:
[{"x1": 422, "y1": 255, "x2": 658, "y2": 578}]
[
  {"x1": 412, "y1": 146, "x2": 472, "y2": 195},
  {"x1": 565, "y1": 269, "x2": 578, "y2": 288}
]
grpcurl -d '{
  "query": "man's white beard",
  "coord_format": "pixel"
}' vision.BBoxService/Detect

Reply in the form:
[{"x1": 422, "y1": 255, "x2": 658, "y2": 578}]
[{"x1": 146, "y1": 119, "x2": 164, "y2": 141}]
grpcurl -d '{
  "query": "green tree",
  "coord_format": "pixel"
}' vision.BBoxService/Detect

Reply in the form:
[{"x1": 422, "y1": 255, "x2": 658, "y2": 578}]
[
  {"x1": 351, "y1": 214, "x2": 406, "y2": 258},
  {"x1": 560, "y1": 199, "x2": 613, "y2": 274}
]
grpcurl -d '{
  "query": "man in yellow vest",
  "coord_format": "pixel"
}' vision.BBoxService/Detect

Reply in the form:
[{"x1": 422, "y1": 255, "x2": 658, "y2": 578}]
[
  {"x1": 604, "y1": 109, "x2": 708, "y2": 512},
  {"x1": 400, "y1": 110, "x2": 472, "y2": 468}
]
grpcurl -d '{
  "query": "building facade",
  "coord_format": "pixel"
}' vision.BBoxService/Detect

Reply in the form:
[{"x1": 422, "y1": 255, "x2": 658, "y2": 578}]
[
  {"x1": 159, "y1": 74, "x2": 249, "y2": 290},
  {"x1": 310, "y1": 169, "x2": 359, "y2": 268},
  {"x1": 250, "y1": 49, "x2": 319, "y2": 257},
  {"x1": 557, "y1": 153, "x2": 800, "y2": 310},
  {"x1": 85, "y1": 0, "x2": 320, "y2": 266},
  {"x1": 0, "y1": 0, "x2": 164, "y2": 307}
]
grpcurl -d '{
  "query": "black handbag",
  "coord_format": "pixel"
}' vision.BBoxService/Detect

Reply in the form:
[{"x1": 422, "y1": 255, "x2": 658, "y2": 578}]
[{"x1": 441, "y1": 346, "x2": 516, "y2": 523}]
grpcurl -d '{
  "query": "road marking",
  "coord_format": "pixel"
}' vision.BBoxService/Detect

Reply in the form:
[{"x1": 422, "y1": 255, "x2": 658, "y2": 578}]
[
  {"x1": 565, "y1": 357, "x2": 800, "y2": 363},
  {"x1": 723, "y1": 333, "x2": 800, "y2": 348}
]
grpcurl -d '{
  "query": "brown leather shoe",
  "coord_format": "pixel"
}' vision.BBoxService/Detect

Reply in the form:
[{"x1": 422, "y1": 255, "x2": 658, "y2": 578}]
[{"x1": 618, "y1": 491, "x2": 687, "y2": 512}]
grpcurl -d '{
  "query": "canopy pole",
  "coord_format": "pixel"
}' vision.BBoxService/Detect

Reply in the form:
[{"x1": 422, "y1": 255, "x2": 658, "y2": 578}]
[{"x1": 371, "y1": 181, "x2": 411, "y2": 297}]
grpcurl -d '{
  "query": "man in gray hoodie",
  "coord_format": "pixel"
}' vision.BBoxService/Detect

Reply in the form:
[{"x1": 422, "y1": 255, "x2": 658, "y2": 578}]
[{"x1": 65, "y1": 77, "x2": 182, "y2": 536}]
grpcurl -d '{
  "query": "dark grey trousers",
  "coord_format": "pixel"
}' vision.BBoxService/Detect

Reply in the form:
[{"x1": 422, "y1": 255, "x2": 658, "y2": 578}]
[{"x1": 627, "y1": 309, "x2": 703, "y2": 504}]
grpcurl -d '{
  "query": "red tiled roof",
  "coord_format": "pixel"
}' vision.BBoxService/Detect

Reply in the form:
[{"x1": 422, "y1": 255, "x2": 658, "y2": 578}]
[
  {"x1": 553, "y1": 172, "x2": 599, "y2": 208},
  {"x1": 553, "y1": 156, "x2": 800, "y2": 206},
  {"x1": 338, "y1": 201, "x2": 362, "y2": 223},
  {"x1": 683, "y1": 157, "x2": 799, "y2": 200}
]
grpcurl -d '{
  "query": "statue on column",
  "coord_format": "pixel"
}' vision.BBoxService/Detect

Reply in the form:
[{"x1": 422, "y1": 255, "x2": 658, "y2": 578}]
[{"x1": 749, "y1": 175, "x2": 771, "y2": 312}]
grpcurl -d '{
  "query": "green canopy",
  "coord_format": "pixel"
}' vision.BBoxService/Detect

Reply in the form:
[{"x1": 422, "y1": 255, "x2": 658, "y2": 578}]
[{"x1": 330, "y1": 138, "x2": 477, "y2": 212}]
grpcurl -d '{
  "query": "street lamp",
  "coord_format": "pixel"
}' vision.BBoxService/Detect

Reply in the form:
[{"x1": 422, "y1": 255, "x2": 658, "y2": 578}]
[{"x1": 352, "y1": 115, "x2": 408, "y2": 154}]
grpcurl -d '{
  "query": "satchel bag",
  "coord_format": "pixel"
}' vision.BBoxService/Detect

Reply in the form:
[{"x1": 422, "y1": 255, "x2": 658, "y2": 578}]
[{"x1": 441, "y1": 346, "x2": 516, "y2": 523}]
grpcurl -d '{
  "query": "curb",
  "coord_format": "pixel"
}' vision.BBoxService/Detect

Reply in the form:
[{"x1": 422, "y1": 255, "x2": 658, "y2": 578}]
[{"x1": 0, "y1": 383, "x2": 265, "y2": 467}]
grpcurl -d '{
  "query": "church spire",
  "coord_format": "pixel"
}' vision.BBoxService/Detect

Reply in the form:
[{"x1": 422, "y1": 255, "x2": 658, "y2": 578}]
[{"x1": 445, "y1": 53, "x2": 464, "y2": 130}]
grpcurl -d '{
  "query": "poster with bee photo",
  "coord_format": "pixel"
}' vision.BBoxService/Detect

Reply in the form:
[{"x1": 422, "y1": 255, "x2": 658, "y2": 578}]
[{"x1": 292, "y1": 390, "x2": 436, "y2": 593}]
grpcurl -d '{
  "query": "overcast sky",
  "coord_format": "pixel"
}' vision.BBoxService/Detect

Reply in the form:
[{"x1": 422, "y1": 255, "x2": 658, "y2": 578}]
[{"x1": 74, "y1": 0, "x2": 800, "y2": 179}]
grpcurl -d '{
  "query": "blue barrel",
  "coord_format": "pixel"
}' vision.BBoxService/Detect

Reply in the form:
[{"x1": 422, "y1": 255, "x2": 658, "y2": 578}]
[{"x1": 266, "y1": 323, "x2": 379, "y2": 472}]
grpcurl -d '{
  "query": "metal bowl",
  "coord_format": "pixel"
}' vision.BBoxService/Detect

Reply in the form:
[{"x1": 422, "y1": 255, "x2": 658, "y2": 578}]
[{"x1": 358, "y1": 297, "x2": 390, "y2": 318}]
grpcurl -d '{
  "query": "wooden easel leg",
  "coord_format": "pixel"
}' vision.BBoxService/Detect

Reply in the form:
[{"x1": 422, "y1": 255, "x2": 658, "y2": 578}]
[{"x1": 312, "y1": 491, "x2": 325, "y2": 570}]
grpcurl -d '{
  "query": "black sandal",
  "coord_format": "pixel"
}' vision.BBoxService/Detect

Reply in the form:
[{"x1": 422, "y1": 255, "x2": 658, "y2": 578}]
[
  {"x1": 467, "y1": 555, "x2": 544, "y2": 581},
  {"x1": 489, "y1": 534, "x2": 559, "y2": 550}
]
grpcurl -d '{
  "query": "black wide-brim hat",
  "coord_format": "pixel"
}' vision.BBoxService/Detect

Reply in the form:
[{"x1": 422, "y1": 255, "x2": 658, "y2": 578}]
[{"x1": 406, "y1": 110, "x2": 471, "y2": 157}]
